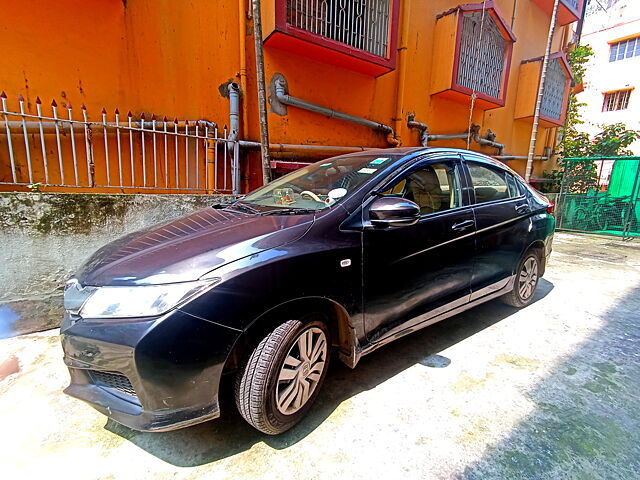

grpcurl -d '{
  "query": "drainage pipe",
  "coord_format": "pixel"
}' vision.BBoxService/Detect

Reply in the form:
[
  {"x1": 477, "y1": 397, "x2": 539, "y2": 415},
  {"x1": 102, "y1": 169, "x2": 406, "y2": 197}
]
[
  {"x1": 237, "y1": 0, "x2": 249, "y2": 139},
  {"x1": 392, "y1": 0, "x2": 412, "y2": 145},
  {"x1": 227, "y1": 82, "x2": 241, "y2": 146},
  {"x1": 407, "y1": 119, "x2": 429, "y2": 146},
  {"x1": 407, "y1": 119, "x2": 504, "y2": 154},
  {"x1": 274, "y1": 79, "x2": 399, "y2": 146},
  {"x1": 473, "y1": 133, "x2": 505, "y2": 155},
  {"x1": 239, "y1": 140, "x2": 371, "y2": 156},
  {"x1": 429, "y1": 133, "x2": 469, "y2": 141},
  {"x1": 525, "y1": 0, "x2": 560, "y2": 182},
  {"x1": 251, "y1": 0, "x2": 272, "y2": 185}
]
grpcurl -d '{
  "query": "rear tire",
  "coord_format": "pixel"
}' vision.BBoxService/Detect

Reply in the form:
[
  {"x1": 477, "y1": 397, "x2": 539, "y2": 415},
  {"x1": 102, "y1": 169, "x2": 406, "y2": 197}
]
[
  {"x1": 502, "y1": 251, "x2": 540, "y2": 308},
  {"x1": 234, "y1": 316, "x2": 331, "y2": 435}
]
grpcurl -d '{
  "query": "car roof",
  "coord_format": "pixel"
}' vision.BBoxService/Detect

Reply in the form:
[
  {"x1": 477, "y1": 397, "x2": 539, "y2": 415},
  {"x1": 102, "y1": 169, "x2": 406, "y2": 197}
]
[{"x1": 343, "y1": 147, "x2": 504, "y2": 167}]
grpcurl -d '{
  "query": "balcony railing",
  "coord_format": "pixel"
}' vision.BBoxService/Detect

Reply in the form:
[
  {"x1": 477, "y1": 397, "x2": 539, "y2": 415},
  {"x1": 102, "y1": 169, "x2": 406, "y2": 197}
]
[
  {"x1": 285, "y1": 0, "x2": 391, "y2": 58},
  {"x1": 431, "y1": 3, "x2": 516, "y2": 110},
  {"x1": 514, "y1": 52, "x2": 571, "y2": 127},
  {"x1": 456, "y1": 10, "x2": 508, "y2": 100},
  {"x1": 263, "y1": 0, "x2": 400, "y2": 76}
]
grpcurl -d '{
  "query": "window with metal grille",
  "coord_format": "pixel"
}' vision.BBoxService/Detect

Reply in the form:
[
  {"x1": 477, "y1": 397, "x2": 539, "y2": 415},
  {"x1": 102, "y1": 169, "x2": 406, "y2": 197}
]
[
  {"x1": 456, "y1": 10, "x2": 508, "y2": 100},
  {"x1": 602, "y1": 90, "x2": 631, "y2": 111},
  {"x1": 285, "y1": 0, "x2": 391, "y2": 58},
  {"x1": 540, "y1": 57, "x2": 568, "y2": 120},
  {"x1": 609, "y1": 37, "x2": 640, "y2": 62}
]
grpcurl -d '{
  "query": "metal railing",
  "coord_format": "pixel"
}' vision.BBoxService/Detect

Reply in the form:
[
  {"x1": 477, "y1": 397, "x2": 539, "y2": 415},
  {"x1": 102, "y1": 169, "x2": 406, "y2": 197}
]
[
  {"x1": 0, "y1": 92, "x2": 239, "y2": 193},
  {"x1": 555, "y1": 157, "x2": 640, "y2": 240},
  {"x1": 457, "y1": 10, "x2": 507, "y2": 100},
  {"x1": 540, "y1": 57, "x2": 567, "y2": 121},
  {"x1": 286, "y1": 0, "x2": 391, "y2": 57}
]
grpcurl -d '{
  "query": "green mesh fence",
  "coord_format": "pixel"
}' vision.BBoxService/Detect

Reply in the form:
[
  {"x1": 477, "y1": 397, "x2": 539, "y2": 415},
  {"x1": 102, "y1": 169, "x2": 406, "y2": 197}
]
[{"x1": 555, "y1": 156, "x2": 640, "y2": 239}]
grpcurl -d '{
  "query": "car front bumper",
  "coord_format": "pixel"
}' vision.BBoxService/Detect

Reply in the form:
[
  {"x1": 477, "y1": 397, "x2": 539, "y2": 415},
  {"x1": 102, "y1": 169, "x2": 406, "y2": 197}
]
[{"x1": 60, "y1": 309, "x2": 242, "y2": 432}]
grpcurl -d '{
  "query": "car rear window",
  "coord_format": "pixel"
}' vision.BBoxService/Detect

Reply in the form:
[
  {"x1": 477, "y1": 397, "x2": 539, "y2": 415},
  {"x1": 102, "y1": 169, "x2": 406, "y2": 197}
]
[{"x1": 467, "y1": 162, "x2": 511, "y2": 204}]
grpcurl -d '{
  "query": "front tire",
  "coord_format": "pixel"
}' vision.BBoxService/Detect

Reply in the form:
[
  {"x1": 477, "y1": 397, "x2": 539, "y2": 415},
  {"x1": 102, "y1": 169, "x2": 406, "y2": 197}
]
[
  {"x1": 502, "y1": 252, "x2": 540, "y2": 308},
  {"x1": 234, "y1": 316, "x2": 331, "y2": 435}
]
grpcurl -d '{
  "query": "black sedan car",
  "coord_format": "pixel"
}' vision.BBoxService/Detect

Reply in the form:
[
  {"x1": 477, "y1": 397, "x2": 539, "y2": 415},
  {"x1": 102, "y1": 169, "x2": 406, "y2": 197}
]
[{"x1": 61, "y1": 147, "x2": 555, "y2": 435}]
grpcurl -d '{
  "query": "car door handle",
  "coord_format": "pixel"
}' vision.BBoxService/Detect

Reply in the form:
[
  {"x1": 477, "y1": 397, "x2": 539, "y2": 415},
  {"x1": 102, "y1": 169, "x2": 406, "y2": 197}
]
[
  {"x1": 452, "y1": 220, "x2": 475, "y2": 232},
  {"x1": 515, "y1": 203, "x2": 530, "y2": 214}
]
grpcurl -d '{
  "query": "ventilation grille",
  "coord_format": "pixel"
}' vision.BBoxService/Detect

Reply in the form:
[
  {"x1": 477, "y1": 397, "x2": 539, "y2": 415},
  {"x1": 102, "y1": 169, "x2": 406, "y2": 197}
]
[{"x1": 89, "y1": 370, "x2": 137, "y2": 398}]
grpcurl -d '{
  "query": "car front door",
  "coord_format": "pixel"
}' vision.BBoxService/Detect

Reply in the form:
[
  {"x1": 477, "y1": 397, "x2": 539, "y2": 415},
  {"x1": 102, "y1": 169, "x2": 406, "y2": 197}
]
[
  {"x1": 362, "y1": 155, "x2": 476, "y2": 342},
  {"x1": 462, "y1": 157, "x2": 531, "y2": 300}
]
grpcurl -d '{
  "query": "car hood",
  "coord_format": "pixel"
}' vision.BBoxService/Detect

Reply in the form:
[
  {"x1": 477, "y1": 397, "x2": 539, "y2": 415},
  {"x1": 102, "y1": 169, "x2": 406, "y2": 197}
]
[{"x1": 76, "y1": 208, "x2": 314, "y2": 286}]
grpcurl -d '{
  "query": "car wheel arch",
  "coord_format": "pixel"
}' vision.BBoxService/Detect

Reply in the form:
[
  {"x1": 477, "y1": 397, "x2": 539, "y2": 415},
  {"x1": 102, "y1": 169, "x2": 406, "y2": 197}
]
[
  {"x1": 222, "y1": 296, "x2": 357, "y2": 374},
  {"x1": 521, "y1": 240, "x2": 546, "y2": 276}
]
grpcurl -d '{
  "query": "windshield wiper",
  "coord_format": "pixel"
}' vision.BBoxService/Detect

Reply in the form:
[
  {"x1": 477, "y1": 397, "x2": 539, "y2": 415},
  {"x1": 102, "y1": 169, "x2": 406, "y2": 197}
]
[
  {"x1": 260, "y1": 208, "x2": 319, "y2": 216},
  {"x1": 226, "y1": 201, "x2": 261, "y2": 214}
]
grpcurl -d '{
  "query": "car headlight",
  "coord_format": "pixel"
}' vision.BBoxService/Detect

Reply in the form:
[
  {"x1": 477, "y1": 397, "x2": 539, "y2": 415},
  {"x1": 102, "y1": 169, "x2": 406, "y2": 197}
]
[{"x1": 77, "y1": 279, "x2": 220, "y2": 319}]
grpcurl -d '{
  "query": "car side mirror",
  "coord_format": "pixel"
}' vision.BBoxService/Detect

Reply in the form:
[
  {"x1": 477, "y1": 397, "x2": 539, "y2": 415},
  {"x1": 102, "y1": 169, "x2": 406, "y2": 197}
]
[{"x1": 369, "y1": 197, "x2": 420, "y2": 228}]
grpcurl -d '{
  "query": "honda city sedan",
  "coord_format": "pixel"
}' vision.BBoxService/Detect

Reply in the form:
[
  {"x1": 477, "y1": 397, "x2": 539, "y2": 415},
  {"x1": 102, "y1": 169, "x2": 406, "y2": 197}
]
[{"x1": 61, "y1": 147, "x2": 555, "y2": 434}]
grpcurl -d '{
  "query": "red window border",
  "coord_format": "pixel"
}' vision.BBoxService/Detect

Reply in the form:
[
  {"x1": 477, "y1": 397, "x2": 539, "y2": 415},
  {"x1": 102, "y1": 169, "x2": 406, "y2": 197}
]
[
  {"x1": 270, "y1": 0, "x2": 401, "y2": 73},
  {"x1": 532, "y1": 0, "x2": 585, "y2": 26},
  {"x1": 450, "y1": 1, "x2": 517, "y2": 108}
]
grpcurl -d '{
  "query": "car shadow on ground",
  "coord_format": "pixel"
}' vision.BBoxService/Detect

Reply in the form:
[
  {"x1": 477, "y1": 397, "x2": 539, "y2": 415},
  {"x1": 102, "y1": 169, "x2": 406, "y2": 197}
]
[{"x1": 106, "y1": 279, "x2": 554, "y2": 467}]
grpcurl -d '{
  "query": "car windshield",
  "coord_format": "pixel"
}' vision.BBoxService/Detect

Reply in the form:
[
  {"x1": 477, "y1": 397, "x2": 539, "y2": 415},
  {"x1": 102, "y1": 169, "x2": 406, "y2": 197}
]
[{"x1": 239, "y1": 153, "x2": 402, "y2": 211}]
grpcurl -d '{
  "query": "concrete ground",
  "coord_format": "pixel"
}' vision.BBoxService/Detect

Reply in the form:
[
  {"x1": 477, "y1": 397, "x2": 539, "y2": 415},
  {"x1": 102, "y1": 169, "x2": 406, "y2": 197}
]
[{"x1": 1, "y1": 232, "x2": 639, "y2": 480}]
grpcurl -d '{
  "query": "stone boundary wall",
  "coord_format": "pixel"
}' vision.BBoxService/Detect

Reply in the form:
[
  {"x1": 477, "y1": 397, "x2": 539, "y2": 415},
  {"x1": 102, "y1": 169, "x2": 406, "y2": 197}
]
[{"x1": 0, "y1": 192, "x2": 234, "y2": 338}]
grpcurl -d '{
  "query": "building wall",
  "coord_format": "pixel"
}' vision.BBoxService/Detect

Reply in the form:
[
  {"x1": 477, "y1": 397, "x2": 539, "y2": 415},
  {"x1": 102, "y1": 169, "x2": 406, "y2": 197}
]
[
  {"x1": 0, "y1": 0, "x2": 580, "y2": 191},
  {"x1": 577, "y1": 0, "x2": 640, "y2": 154}
]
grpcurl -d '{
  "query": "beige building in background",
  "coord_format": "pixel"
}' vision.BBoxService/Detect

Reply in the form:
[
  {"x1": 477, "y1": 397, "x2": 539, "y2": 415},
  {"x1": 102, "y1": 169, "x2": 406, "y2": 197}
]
[{"x1": 577, "y1": 0, "x2": 640, "y2": 158}]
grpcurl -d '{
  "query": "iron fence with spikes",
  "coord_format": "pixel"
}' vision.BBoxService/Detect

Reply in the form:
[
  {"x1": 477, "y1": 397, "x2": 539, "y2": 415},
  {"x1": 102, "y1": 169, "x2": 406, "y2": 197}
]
[{"x1": 0, "y1": 92, "x2": 239, "y2": 194}]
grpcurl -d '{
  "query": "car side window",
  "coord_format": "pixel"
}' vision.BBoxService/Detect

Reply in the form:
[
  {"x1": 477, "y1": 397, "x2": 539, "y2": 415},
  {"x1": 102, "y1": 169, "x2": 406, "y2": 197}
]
[
  {"x1": 467, "y1": 162, "x2": 512, "y2": 204},
  {"x1": 506, "y1": 173, "x2": 522, "y2": 198},
  {"x1": 380, "y1": 161, "x2": 461, "y2": 215}
]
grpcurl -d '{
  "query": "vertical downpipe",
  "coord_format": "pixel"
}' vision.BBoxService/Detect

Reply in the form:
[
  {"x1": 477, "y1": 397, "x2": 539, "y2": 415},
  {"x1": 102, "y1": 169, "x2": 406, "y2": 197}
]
[
  {"x1": 228, "y1": 82, "x2": 241, "y2": 194},
  {"x1": 393, "y1": 0, "x2": 411, "y2": 146},
  {"x1": 251, "y1": 0, "x2": 272, "y2": 185},
  {"x1": 525, "y1": 0, "x2": 560, "y2": 183},
  {"x1": 238, "y1": 0, "x2": 249, "y2": 139}
]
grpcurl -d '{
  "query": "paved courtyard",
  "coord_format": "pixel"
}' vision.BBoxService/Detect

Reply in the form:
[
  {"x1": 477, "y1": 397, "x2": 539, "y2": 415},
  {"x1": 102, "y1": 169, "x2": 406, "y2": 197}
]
[{"x1": 1, "y1": 232, "x2": 639, "y2": 479}]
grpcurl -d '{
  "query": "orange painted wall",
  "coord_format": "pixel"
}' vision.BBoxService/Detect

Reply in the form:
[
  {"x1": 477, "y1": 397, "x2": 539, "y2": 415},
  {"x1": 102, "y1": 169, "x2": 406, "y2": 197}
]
[{"x1": 0, "y1": 0, "x2": 575, "y2": 192}]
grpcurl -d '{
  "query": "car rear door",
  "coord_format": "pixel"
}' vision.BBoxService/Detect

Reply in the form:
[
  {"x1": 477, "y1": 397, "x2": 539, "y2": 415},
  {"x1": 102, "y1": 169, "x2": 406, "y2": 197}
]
[
  {"x1": 362, "y1": 154, "x2": 476, "y2": 342},
  {"x1": 462, "y1": 157, "x2": 531, "y2": 301}
]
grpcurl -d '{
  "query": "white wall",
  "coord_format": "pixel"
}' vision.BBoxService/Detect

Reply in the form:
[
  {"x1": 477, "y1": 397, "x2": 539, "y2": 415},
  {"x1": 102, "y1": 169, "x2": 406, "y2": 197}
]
[{"x1": 577, "y1": 0, "x2": 640, "y2": 154}]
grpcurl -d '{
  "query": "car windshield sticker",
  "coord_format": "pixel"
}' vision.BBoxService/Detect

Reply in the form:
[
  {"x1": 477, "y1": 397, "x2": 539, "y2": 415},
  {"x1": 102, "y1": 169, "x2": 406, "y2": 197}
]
[
  {"x1": 369, "y1": 157, "x2": 389, "y2": 165},
  {"x1": 358, "y1": 168, "x2": 377, "y2": 174}
]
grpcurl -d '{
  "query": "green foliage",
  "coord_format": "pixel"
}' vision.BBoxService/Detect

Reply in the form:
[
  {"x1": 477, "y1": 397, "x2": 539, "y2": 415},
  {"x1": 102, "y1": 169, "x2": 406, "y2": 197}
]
[
  {"x1": 549, "y1": 44, "x2": 640, "y2": 194},
  {"x1": 540, "y1": 169, "x2": 563, "y2": 193},
  {"x1": 567, "y1": 44, "x2": 593, "y2": 85},
  {"x1": 560, "y1": 159, "x2": 599, "y2": 194},
  {"x1": 558, "y1": 45, "x2": 593, "y2": 159},
  {"x1": 591, "y1": 124, "x2": 640, "y2": 157}
]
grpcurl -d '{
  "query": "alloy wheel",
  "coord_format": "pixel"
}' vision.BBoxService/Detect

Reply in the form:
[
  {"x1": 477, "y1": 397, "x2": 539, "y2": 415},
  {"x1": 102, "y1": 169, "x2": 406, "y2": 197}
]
[
  {"x1": 518, "y1": 257, "x2": 538, "y2": 301},
  {"x1": 275, "y1": 327, "x2": 328, "y2": 415}
]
